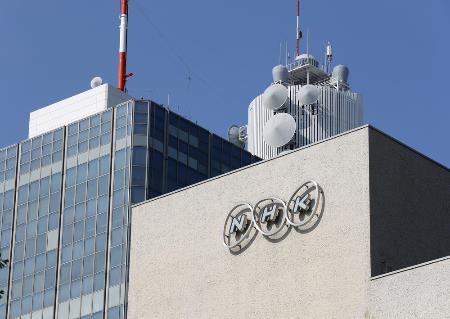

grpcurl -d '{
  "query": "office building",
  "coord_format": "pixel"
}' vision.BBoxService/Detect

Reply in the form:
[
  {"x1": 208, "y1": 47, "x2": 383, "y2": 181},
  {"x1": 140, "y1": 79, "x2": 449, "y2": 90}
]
[
  {"x1": 0, "y1": 86, "x2": 259, "y2": 319},
  {"x1": 129, "y1": 126, "x2": 450, "y2": 318}
]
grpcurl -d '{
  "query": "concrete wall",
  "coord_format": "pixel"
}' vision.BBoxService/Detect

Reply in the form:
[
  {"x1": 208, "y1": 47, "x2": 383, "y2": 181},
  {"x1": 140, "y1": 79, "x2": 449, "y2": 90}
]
[
  {"x1": 128, "y1": 127, "x2": 372, "y2": 319},
  {"x1": 369, "y1": 129, "x2": 450, "y2": 276},
  {"x1": 29, "y1": 84, "x2": 131, "y2": 138},
  {"x1": 369, "y1": 257, "x2": 450, "y2": 318}
]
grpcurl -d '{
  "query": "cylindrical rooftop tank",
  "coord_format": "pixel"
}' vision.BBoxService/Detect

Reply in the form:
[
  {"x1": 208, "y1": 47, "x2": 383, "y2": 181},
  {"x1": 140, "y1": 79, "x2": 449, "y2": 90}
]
[
  {"x1": 332, "y1": 65, "x2": 349, "y2": 83},
  {"x1": 272, "y1": 65, "x2": 289, "y2": 83},
  {"x1": 295, "y1": 53, "x2": 319, "y2": 68}
]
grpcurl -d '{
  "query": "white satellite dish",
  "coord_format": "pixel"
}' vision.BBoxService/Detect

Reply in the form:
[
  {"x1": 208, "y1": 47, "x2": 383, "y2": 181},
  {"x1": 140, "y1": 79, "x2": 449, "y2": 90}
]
[
  {"x1": 297, "y1": 84, "x2": 320, "y2": 105},
  {"x1": 262, "y1": 83, "x2": 289, "y2": 110},
  {"x1": 228, "y1": 125, "x2": 244, "y2": 148},
  {"x1": 263, "y1": 113, "x2": 296, "y2": 147},
  {"x1": 90, "y1": 76, "x2": 103, "y2": 89}
]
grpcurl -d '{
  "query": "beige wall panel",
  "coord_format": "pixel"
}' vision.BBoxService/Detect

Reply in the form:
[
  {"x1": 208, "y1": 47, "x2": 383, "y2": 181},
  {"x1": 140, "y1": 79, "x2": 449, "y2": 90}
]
[{"x1": 129, "y1": 128, "x2": 371, "y2": 319}]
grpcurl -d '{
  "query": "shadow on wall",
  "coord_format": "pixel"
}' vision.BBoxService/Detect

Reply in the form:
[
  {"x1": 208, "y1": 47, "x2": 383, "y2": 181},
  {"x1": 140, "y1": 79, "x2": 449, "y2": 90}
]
[{"x1": 227, "y1": 185, "x2": 325, "y2": 255}]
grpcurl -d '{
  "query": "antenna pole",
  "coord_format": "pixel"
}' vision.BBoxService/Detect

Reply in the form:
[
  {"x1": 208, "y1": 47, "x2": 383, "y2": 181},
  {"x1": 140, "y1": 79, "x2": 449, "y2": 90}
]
[
  {"x1": 285, "y1": 41, "x2": 288, "y2": 65},
  {"x1": 295, "y1": 0, "x2": 301, "y2": 58},
  {"x1": 118, "y1": 0, "x2": 128, "y2": 91}
]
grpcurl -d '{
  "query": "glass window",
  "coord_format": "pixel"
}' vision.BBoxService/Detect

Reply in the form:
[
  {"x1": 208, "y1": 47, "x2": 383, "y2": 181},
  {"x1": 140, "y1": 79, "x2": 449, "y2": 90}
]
[
  {"x1": 44, "y1": 289, "x2": 54, "y2": 307},
  {"x1": 73, "y1": 241, "x2": 83, "y2": 260},
  {"x1": 22, "y1": 275, "x2": 33, "y2": 296},
  {"x1": 71, "y1": 260, "x2": 82, "y2": 281},
  {"x1": 34, "y1": 271, "x2": 45, "y2": 293},
  {"x1": 132, "y1": 147, "x2": 146, "y2": 166},
  {"x1": 83, "y1": 255, "x2": 94, "y2": 277},
  {"x1": 90, "y1": 125, "x2": 100, "y2": 138},
  {"x1": 85, "y1": 237, "x2": 95, "y2": 256},
  {"x1": 133, "y1": 124, "x2": 147, "y2": 135},
  {"x1": 98, "y1": 175, "x2": 109, "y2": 196},
  {"x1": 13, "y1": 242, "x2": 25, "y2": 268},
  {"x1": 85, "y1": 217, "x2": 96, "y2": 238},
  {"x1": 114, "y1": 150, "x2": 126, "y2": 170},
  {"x1": 134, "y1": 113, "x2": 148, "y2": 124},
  {"x1": 100, "y1": 133, "x2": 111, "y2": 146},
  {"x1": 97, "y1": 213, "x2": 108, "y2": 235},
  {"x1": 80, "y1": 119, "x2": 89, "y2": 132},
  {"x1": 93, "y1": 272, "x2": 104, "y2": 291},
  {"x1": 50, "y1": 173, "x2": 61, "y2": 193},
  {"x1": 99, "y1": 156, "x2": 110, "y2": 176},
  {"x1": 62, "y1": 226, "x2": 73, "y2": 246},
  {"x1": 76, "y1": 163, "x2": 88, "y2": 184},
  {"x1": 44, "y1": 267, "x2": 56, "y2": 289},
  {"x1": 70, "y1": 280, "x2": 81, "y2": 298},
  {"x1": 60, "y1": 263, "x2": 70, "y2": 284},
  {"x1": 74, "y1": 222, "x2": 84, "y2": 242},
  {"x1": 32, "y1": 292, "x2": 43, "y2": 311},
  {"x1": 61, "y1": 246, "x2": 71, "y2": 264},
  {"x1": 87, "y1": 179, "x2": 97, "y2": 199},
  {"x1": 12, "y1": 261, "x2": 23, "y2": 280},
  {"x1": 38, "y1": 197, "x2": 49, "y2": 218},
  {"x1": 22, "y1": 295, "x2": 32, "y2": 314},
  {"x1": 35, "y1": 254, "x2": 46, "y2": 272},
  {"x1": 40, "y1": 177, "x2": 50, "y2": 197},
  {"x1": 48, "y1": 212, "x2": 59, "y2": 230},
  {"x1": 59, "y1": 283, "x2": 70, "y2": 302},
  {"x1": 29, "y1": 181, "x2": 39, "y2": 202},
  {"x1": 36, "y1": 234, "x2": 47, "y2": 254},
  {"x1": 132, "y1": 167, "x2": 145, "y2": 186},
  {"x1": 82, "y1": 275, "x2": 93, "y2": 295},
  {"x1": 88, "y1": 159, "x2": 99, "y2": 180},
  {"x1": 131, "y1": 187, "x2": 145, "y2": 204},
  {"x1": 66, "y1": 167, "x2": 76, "y2": 188}
]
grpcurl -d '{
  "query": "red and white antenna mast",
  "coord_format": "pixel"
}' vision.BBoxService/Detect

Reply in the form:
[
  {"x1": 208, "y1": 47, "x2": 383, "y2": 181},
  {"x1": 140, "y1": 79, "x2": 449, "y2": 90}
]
[
  {"x1": 117, "y1": 0, "x2": 128, "y2": 91},
  {"x1": 295, "y1": 0, "x2": 302, "y2": 58}
]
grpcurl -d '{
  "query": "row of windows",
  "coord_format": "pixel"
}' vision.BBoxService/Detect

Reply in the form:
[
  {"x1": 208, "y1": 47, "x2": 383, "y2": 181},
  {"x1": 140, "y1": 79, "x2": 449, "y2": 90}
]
[
  {"x1": 67, "y1": 123, "x2": 111, "y2": 147},
  {"x1": 18, "y1": 174, "x2": 62, "y2": 205},
  {"x1": 68, "y1": 112, "x2": 113, "y2": 137},
  {"x1": 21, "y1": 129, "x2": 64, "y2": 154}
]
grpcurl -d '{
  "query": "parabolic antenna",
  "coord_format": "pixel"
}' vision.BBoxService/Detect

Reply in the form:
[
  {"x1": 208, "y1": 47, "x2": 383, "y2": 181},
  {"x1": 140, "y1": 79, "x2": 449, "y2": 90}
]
[
  {"x1": 262, "y1": 83, "x2": 289, "y2": 111},
  {"x1": 263, "y1": 113, "x2": 296, "y2": 147},
  {"x1": 228, "y1": 125, "x2": 244, "y2": 148},
  {"x1": 297, "y1": 84, "x2": 320, "y2": 105},
  {"x1": 90, "y1": 76, "x2": 103, "y2": 89}
]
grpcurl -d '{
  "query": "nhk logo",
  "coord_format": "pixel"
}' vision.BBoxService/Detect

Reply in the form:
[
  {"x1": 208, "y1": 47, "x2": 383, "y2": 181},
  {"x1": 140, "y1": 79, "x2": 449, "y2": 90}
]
[{"x1": 223, "y1": 181, "x2": 324, "y2": 250}]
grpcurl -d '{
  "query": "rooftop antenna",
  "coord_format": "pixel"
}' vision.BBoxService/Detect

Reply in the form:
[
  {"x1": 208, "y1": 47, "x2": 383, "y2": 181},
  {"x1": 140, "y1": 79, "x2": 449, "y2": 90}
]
[
  {"x1": 285, "y1": 41, "x2": 289, "y2": 65},
  {"x1": 306, "y1": 28, "x2": 310, "y2": 84},
  {"x1": 279, "y1": 43, "x2": 282, "y2": 65},
  {"x1": 118, "y1": 0, "x2": 129, "y2": 91},
  {"x1": 306, "y1": 28, "x2": 310, "y2": 57},
  {"x1": 326, "y1": 41, "x2": 333, "y2": 74},
  {"x1": 295, "y1": 0, "x2": 302, "y2": 58}
]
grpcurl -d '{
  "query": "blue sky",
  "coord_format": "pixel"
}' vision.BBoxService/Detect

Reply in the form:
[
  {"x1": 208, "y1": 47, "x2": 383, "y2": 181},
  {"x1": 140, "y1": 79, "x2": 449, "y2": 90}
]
[{"x1": 1, "y1": 0, "x2": 449, "y2": 167}]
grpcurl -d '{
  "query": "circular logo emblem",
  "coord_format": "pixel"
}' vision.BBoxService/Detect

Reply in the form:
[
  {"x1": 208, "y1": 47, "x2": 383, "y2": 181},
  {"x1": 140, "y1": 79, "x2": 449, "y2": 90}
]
[
  {"x1": 252, "y1": 198, "x2": 287, "y2": 236},
  {"x1": 286, "y1": 181, "x2": 319, "y2": 227},
  {"x1": 223, "y1": 203, "x2": 254, "y2": 248}
]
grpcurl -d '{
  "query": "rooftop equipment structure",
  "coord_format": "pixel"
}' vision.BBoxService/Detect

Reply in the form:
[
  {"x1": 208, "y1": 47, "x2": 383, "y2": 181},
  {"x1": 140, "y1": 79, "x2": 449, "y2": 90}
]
[{"x1": 244, "y1": 0, "x2": 364, "y2": 159}]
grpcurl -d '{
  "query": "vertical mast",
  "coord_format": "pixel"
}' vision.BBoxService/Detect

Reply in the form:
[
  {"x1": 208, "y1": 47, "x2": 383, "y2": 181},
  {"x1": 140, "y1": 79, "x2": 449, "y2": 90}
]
[
  {"x1": 118, "y1": 0, "x2": 128, "y2": 91},
  {"x1": 295, "y1": 0, "x2": 301, "y2": 58}
]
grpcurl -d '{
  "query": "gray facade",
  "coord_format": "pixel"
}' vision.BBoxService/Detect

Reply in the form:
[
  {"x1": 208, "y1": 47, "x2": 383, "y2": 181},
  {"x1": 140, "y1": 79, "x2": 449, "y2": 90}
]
[
  {"x1": 129, "y1": 126, "x2": 450, "y2": 318},
  {"x1": 0, "y1": 100, "x2": 258, "y2": 319}
]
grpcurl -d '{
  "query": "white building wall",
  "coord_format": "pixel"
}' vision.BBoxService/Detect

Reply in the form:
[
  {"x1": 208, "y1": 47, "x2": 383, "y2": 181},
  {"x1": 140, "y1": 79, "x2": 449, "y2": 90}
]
[
  {"x1": 129, "y1": 127, "x2": 372, "y2": 319},
  {"x1": 369, "y1": 257, "x2": 450, "y2": 318},
  {"x1": 28, "y1": 84, "x2": 131, "y2": 138}
]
